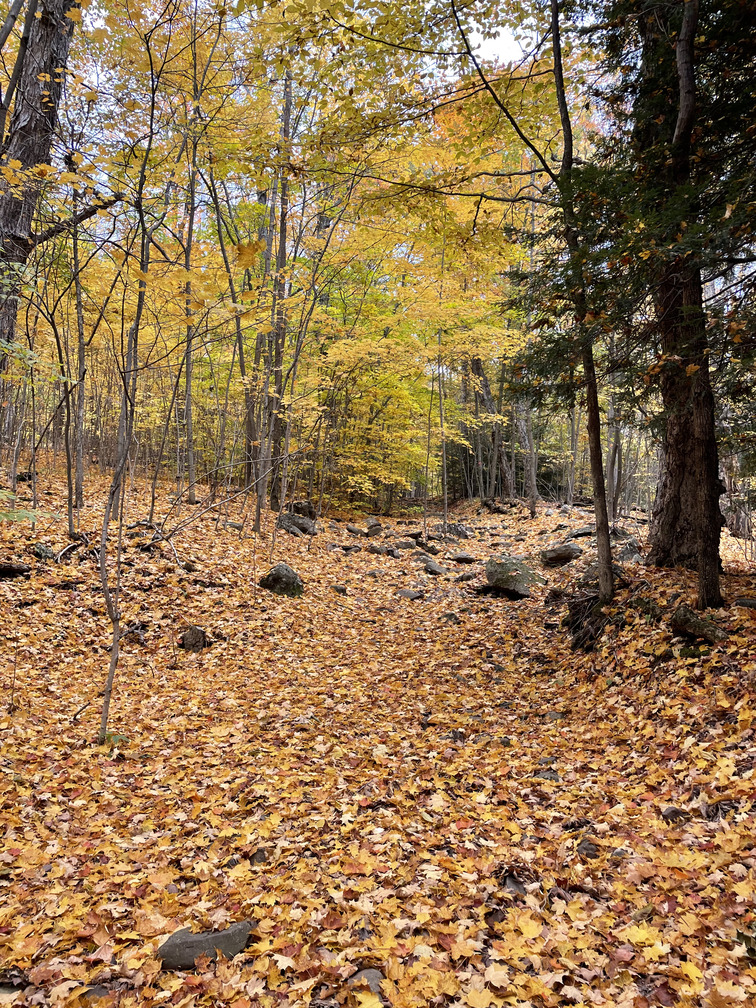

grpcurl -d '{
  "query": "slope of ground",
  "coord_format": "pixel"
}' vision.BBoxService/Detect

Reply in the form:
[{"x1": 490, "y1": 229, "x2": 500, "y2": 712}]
[{"x1": 1, "y1": 478, "x2": 755, "y2": 1008}]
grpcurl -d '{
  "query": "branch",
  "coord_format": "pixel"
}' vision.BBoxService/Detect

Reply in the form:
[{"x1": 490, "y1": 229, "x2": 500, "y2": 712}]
[
  {"x1": 328, "y1": 15, "x2": 467, "y2": 57},
  {"x1": 31, "y1": 193, "x2": 124, "y2": 246},
  {"x1": 449, "y1": 0, "x2": 557, "y2": 183}
]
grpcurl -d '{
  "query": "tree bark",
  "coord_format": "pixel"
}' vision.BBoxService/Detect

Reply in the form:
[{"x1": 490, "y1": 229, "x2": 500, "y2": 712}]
[
  {"x1": 0, "y1": 0, "x2": 76, "y2": 358},
  {"x1": 642, "y1": 0, "x2": 723, "y2": 607},
  {"x1": 469, "y1": 355, "x2": 514, "y2": 497},
  {"x1": 647, "y1": 263, "x2": 723, "y2": 606}
]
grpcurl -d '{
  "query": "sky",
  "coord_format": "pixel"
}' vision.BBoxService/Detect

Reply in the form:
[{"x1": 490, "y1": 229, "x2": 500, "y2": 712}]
[{"x1": 471, "y1": 29, "x2": 525, "y2": 63}]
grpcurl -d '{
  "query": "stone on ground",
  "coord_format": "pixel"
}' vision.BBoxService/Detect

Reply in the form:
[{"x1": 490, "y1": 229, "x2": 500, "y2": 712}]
[
  {"x1": 485, "y1": 556, "x2": 546, "y2": 599},
  {"x1": 259, "y1": 562, "x2": 304, "y2": 597},
  {"x1": 157, "y1": 921, "x2": 256, "y2": 970}
]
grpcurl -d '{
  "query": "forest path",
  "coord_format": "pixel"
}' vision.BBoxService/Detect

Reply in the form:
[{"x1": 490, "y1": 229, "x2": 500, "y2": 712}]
[{"x1": 1, "y1": 487, "x2": 755, "y2": 1006}]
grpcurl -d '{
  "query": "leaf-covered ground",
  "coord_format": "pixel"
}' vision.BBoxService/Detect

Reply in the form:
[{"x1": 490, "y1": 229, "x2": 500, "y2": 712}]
[{"x1": 1, "y1": 479, "x2": 756, "y2": 1008}]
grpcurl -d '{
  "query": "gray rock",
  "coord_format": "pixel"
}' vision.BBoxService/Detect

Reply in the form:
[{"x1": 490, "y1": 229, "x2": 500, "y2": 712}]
[
  {"x1": 397, "y1": 589, "x2": 423, "y2": 600},
  {"x1": 29, "y1": 542, "x2": 55, "y2": 561},
  {"x1": 385, "y1": 548, "x2": 401, "y2": 559},
  {"x1": 450, "y1": 551, "x2": 477, "y2": 564},
  {"x1": 533, "y1": 768, "x2": 560, "y2": 781},
  {"x1": 367, "y1": 543, "x2": 387, "y2": 555},
  {"x1": 259, "y1": 562, "x2": 304, "y2": 597},
  {"x1": 277, "y1": 512, "x2": 316, "y2": 536},
  {"x1": 365, "y1": 516, "x2": 382, "y2": 529},
  {"x1": 331, "y1": 584, "x2": 348, "y2": 595},
  {"x1": 290, "y1": 500, "x2": 317, "y2": 519},
  {"x1": 81, "y1": 985, "x2": 111, "y2": 1002},
  {"x1": 577, "y1": 838, "x2": 600, "y2": 859},
  {"x1": 502, "y1": 873, "x2": 527, "y2": 895},
  {"x1": 395, "y1": 540, "x2": 416, "y2": 550},
  {"x1": 425, "y1": 560, "x2": 447, "y2": 576},
  {"x1": 565, "y1": 525, "x2": 595, "y2": 540},
  {"x1": 546, "y1": 710, "x2": 565, "y2": 720},
  {"x1": 416, "y1": 539, "x2": 441, "y2": 554},
  {"x1": 157, "y1": 920, "x2": 256, "y2": 969},
  {"x1": 455, "y1": 571, "x2": 476, "y2": 582},
  {"x1": 348, "y1": 968, "x2": 385, "y2": 996},
  {"x1": 346, "y1": 523, "x2": 366, "y2": 537},
  {"x1": 609, "y1": 526, "x2": 634, "y2": 540},
  {"x1": 178, "y1": 625, "x2": 209, "y2": 652},
  {"x1": 441, "y1": 522, "x2": 470, "y2": 539},
  {"x1": 540, "y1": 542, "x2": 583, "y2": 566},
  {"x1": 578, "y1": 562, "x2": 627, "y2": 590},
  {"x1": 660, "y1": 805, "x2": 690, "y2": 823},
  {"x1": 485, "y1": 556, "x2": 546, "y2": 599},
  {"x1": 615, "y1": 537, "x2": 642, "y2": 561},
  {"x1": 366, "y1": 525, "x2": 383, "y2": 538},
  {"x1": 559, "y1": 504, "x2": 572, "y2": 514}
]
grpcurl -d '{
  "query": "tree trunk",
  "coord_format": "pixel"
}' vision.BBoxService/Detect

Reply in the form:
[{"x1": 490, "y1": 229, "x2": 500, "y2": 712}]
[
  {"x1": 647, "y1": 263, "x2": 723, "y2": 606},
  {"x1": 469, "y1": 355, "x2": 514, "y2": 497},
  {"x1": 0, "y1": 0, "x2": 76, "y2": 360}
]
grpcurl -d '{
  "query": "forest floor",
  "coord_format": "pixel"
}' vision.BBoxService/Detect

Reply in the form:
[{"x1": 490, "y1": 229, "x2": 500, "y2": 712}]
[{"x1": 1, "y1": 476, "x2": 756, "y2": 1008}]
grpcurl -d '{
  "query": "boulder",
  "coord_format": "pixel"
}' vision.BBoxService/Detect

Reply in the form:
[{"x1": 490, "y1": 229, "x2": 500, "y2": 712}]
[
  {"x1": 346, "y1": 523, "x2": 366, "y2": 537},
  {"x1": 29, "y1": 542, "x2": 55, "y2": 561},
  {"x1": 540, "y1": 542, "x2": 583, "y2": 566},
  {"x1": 259, "y1": 563, "x2": 304, "y2": 597},
  {"x1": 609, "y1": 526, "x2": 634, "y2": 540},
  {"x1": 424, "y1": 560, "x2": 447, "y2": 576},
  {"x1": 395, "y1": 540, "x2": 416, "y2": 550},
  {"x1": 415, "y1": 539, "x2": 441, "y2": 554},
  {"x1": 578, "y1": 562, "x2": 628, "y2": 591},
  {"x1": 277, "y1": 512, "x2": 316, "y2": 536},
  {"x1": 178, "y1": 626, "x2": 209, "y2": 652},
  {"x1": 565, "y1": 525, "x2": 595, "y2": 540},
  {"x1": 485, "y1": 556, "x2": 546, "y2": 599},
  {"x1": 289, "y1": 499, "x2": 316, "y2": 519},
  {"x1": 157, "y1": 921, "x2": 256, "y2": 970},
  {"x1": 615, "y1": 537, "x2": 642, "y2": 562},
  {"x1": 450, "y1": 551, "x2": 477, "y2": 564},
  {"x1": 441, "y1": 522, "x2": 470, "y2": 538},
  {"x1": 347, "y1": 968, "x2": 385, "y2": 996}
]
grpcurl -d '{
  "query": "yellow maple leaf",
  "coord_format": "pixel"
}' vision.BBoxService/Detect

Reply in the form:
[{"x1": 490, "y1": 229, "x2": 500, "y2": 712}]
[
  {"x1": 354, "y1": 994, "x2": 382, "y2": 1008},
  {"x1": 465, "y1": 989, "x2": 494, "y2": 1008},
  {"x1": 236, "y1": 241, "x2": 265, "y2": 268},
  {"x1": 514, "y1": 912, "x2": 542, "y2": 940},
  {"x1": 483, "y1": 964, "x2": 509, "y2": 987}
]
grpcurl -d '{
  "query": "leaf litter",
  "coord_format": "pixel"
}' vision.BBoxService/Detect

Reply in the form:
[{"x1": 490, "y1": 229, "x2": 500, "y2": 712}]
[{"x1": 1, "y1": 479, "x2": 756, "y2": 1007}]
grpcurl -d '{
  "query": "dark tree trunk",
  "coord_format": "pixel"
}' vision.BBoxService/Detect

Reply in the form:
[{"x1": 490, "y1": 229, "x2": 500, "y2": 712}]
[
  {"x1": 641, "y1": 0, "x2": 723, "y2": 607},
  {"x1": 0, "y1": 0, "x2": 76, "y2": 357},
  {"x1": 647, "y1": 263, "x2": 724, "y2": 607}
]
